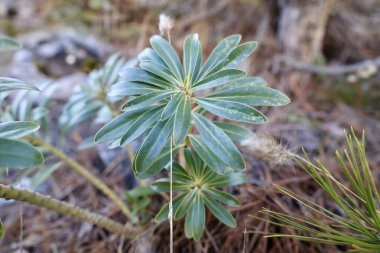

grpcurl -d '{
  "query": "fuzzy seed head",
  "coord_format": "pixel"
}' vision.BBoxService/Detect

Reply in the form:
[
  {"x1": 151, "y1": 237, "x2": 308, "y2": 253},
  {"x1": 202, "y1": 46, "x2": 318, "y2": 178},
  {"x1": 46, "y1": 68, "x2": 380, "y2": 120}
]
[
  {"x1": 159, "y1": 14, "x2": 174, "y2": 37},
  {"x1": 241, "y1": 134, "x2": 292, "y2": 167}
]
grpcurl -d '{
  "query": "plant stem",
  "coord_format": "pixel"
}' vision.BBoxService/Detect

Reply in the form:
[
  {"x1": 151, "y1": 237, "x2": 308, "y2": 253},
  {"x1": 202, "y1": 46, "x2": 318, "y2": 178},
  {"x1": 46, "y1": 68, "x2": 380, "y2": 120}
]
[
  {"x1": 0, "y1": 184, "x2": 133, "y2": 236},
  {"x1": 26, "y1": 135, "x2": 135, "y2": 222},
  {"x1": 125, "y1": 144, "x2": 134, "y2": 163}
]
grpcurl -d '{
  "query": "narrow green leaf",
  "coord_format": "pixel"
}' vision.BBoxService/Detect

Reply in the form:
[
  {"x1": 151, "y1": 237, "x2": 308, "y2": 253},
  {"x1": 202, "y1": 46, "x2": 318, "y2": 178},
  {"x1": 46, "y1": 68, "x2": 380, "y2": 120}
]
[
  {"x1": 204, "y1": 188, "x2": 240, "y2": 207},
  {"x1": 102, "y1": 53, "x2": 128, "y2": 85},
  {"x1": 150, "y1": 179, "x2": 191, "y2": 192},
  {"x1": 0, "y1": 138, "x2": 44, "y2": 168},
  {"x1": 191, "y1": 192, "x2": 205, "y2": 240},
  {"x1": 207, "y1": 86, "x2": 290, "y2": 106},
  {"x1": 205, "y1": 172, "x2": 247, "y2": 187},
  {"x1": 195, "y1": 98, "x2": 267, "y2": 124},
  {"x1": 212, "y1": 41, "x2": 258, "y2": 73},
  {"x1": 121, "y1": 90, "x2": 176, "y2": 111},
  {"x1": 0, "y1": 77, "x2": 40, "y2": 93},
  {"x1": 192, "y1": 69, "x2": 246, "y2": 91},
  {"x1": 217, "y1": 76, "x2": 267, "y2": 92},
  {"x1": 0, "y1": 121, "x2": 40, "y2": 139},
  {"x1": 140, "y1": 61, "x2": 181, "y2": 86},
  {"x1": 109, "y1": 81, "x2": 162, "y2": 96},
  {"x1": 120, "y1": 106, "x2": 164, "y2": 146},
  {"x1": 173, "y1": 162, "x2": 193, "y2": 183},
  {"x1": 197, "y1": 35, "x2": 241, "y2": 81},
  {"x1": 95, "y1": 106, "x2": 156, "y2": 143},
  {"x1": 134, "y1": 116, "x2": 175, "y2": 175},
  {"x1": 175, "y1": 190, "x2": 197, "y2": 220},
  {"x1": 119, "y1": 67, "x2": 174, "y2": 89},
  {"x1": 214, "y1": 122, "x2": 254, "y2": 142},
  {"x1": 155, "y1": 193, "x2": 187, "y2": 222},
  {"x1": 138, "y1": 48, "x2": 167, "y2": 66},
  {"x1": 183, "y1": 34, "x2": 202, "y2": 84},
  {"x1": 184, "y1": 204, "x2": 193, "y2": 238},
  {"x1": 184, "y1": 147, "x2": 202, "y2": 177},
  {"x1": 150, "y1": 35, "x2": 183, "y2": 82},
  {"x1": 161, "y1": 92, "x2": 183, "y2": 120},
  {"x1": 135, "y1": 145, "x2": 180, "y2": 180},
  {"x1": 203, "y1": 194, "x2": 236, "y2": 227},
  {"x1": 0, "y1": 35, "x2": 21, "y2": 50},
  {"x1": 189, "y1": 135, "x2": 226, "y2": 175},
  {"x1": 173, "y1": 94, "x2": 191, "y2": 145}
]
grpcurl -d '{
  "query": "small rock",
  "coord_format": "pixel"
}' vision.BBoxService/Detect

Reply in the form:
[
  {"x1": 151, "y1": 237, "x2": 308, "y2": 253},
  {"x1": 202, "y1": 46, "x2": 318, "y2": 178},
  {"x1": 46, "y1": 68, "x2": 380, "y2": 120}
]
[
  {"x1": 51, "y1": 72, "x2": 87, "y2": 101},
  {"x1": 36, "y1": 41, "x2": 63, "y2": 59}
]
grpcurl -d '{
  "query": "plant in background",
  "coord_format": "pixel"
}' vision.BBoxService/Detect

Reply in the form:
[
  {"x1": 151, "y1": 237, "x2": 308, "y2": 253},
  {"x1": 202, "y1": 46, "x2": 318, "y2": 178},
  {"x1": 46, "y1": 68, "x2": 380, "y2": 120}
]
[
  {"x1": 96, "y1": 33, "x2": 290, "y2": 239},
  {"x1": 0, "y1": 79, "x2": 64, "y2": 189},
  {"x1": 60, "y1": 53, "x2": 136, "y2": 137},
  {"x1": 0, "y1": 35, "x2": 134, "y2": 237},
  {"x1": 0, "y1": 36, "x2": 44, "y2": 170},
  {"x1": 255, "y1": 129, "x2": 380, "y2": 252}
]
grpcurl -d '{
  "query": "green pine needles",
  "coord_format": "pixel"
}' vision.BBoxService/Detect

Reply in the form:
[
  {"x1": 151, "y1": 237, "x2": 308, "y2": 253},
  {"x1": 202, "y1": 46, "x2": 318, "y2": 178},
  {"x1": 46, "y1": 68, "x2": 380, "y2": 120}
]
[
  {"x1": 255, "y1": 129, "x2": 380, "y2": 252},
  {"x1": 96, "y1": 33, "x2": 290, "y2": 240}
]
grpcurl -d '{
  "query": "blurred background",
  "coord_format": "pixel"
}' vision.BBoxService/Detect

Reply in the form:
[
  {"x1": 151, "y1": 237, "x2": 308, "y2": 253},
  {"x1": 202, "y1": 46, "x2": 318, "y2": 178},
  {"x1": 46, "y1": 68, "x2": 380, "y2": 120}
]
[{"x1": 0, "y1": 0, "x2": 379, "y2": 252}]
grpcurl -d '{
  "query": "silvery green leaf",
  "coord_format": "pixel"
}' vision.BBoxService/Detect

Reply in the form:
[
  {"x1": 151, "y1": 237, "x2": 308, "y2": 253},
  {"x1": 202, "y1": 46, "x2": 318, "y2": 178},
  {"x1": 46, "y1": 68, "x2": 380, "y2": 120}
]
[{"x1": 195, "y1": 98, "x2": 267, "y2": 124}]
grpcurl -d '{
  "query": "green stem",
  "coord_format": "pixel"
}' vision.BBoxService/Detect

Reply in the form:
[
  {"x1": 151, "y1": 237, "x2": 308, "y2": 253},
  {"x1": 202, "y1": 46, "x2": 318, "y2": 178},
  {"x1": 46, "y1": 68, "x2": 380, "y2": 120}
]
[
  {"x1": 125, "y1": 144, "x2": 134, "y2": 163},
  {"x1": 26, "y1": 135, "x2": 135, "y2": 222},
  {"x1": 0, "y1": 184, "x2": 134, "y2": 236}
]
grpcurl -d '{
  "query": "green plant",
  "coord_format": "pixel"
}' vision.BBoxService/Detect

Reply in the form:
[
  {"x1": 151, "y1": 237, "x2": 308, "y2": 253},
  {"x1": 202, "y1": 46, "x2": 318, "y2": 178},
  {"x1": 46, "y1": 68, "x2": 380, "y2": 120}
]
[
  {"x1": 0, "y1": 36, "x2": 44, "y2": 169},
  {"x1": 0, "y1": 31, "x2": 290, "y2": 243},
  {"x1": 255, "y1": 129, "x2": 380, "y2": 252},
  {"x1": 152, "y1": 148, "x2": 247, "y2": 240},
  {"x1": 59, "y1": 53, "x2": 136, "y2": 135},
  {"x1": 0, "y1": 35, "x2": 131, "y2": 237},
  {"x1": 96, "y1": 33, "x2": 290, "y2": 239}
]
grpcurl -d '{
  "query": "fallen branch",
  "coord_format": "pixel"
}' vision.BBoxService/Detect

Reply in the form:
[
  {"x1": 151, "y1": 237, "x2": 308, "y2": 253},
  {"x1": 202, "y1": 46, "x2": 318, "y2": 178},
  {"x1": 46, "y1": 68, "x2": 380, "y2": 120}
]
[
  {"x1": 25, "y1": 135, "x2": 135, "y2": 222},
  {"x1": 280, "y1": 56, "x2": 380, "y2": 75},
  {"x1": 0, "y1": 184, "x2": 134, "y2": 236}
]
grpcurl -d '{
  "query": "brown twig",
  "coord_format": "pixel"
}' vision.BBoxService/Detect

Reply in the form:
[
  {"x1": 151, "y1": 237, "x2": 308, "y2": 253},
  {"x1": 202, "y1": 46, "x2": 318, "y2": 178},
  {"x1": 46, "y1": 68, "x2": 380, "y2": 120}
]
[{"x1": 279, "y1": 56, "x2": 380, "y2": 75}]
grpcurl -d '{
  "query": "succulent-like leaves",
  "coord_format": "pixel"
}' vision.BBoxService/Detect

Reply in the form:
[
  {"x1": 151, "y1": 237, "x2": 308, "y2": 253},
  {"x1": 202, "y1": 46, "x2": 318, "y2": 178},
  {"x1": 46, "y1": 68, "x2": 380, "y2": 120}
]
[
  {"x1": 119, "y1": 67, "x2": 173, "y2": 89},
  {"x1": 213, "y1": 122, "x2": 254, "y2": 142},
  {"x1": 0, "y1": 77, "x2": 40, "y2": 93},
  {"x1": 189, "y1": 135, "x2": 226, "y2": 174},
  {"x1": 207, "y1": 85, "x2": 290, "y2": 106},
  {"x1": 109, "y1": 81, "x2": 162, "y2": 96},
  {"x1": 192, "y1": 69, "x2": 246, "y2": 91},
  {"x1": 150, "y1": 35, "x2": 183, "y2": 82},
  {"x1": 133, "y1": 116, "x2": 175, "y2": 177},
  {"x1": 0, "y1": 35, "x2": 21, "y2": 50},
  {"x1": 195, "y1": 98, "x2": 267, "y2": 124},
  {"x1": 197, "y1": 34, "x2": 241, "y2": 81},
  {"x1": 193, "y1": 113, "x2": 245, "y2": 170},
  {"x1": 173, "y1": 94, "x2": 191, "y2": 145},
  {"x1": 183, "y1": 34, "x2": 202, "y2": 84},
  {"x1": 98, "y1": 34, "x2": 289, "y2": 175},
  {"x1": 152, "y1": 150, "x2": 246, "y2": 240},
  {"x1": 95, "y1": 106, "x2": 158, "y2": 143},
  {"x1": 0, "y1": 121, "x2": 40, "y2": 139},
  {"x1": 0, "y1": 138, "x2": 44, "y2": 168}
]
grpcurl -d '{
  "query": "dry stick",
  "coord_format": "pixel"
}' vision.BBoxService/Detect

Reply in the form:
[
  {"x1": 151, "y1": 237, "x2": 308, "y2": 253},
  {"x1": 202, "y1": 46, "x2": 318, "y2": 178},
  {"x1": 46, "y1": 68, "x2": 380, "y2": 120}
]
[
  {"x1": 169, "y1": 137, "x2": 174, "y2": 253},
  {"x1": 0, "y1": 184, "x2": 132, "y2": 235},
  {"x1": 26, "y1": 135, "x2": 135, "y2": 222},
  {"x1": 280, "y1": 56, "x2": 380, "y2": 75}
]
